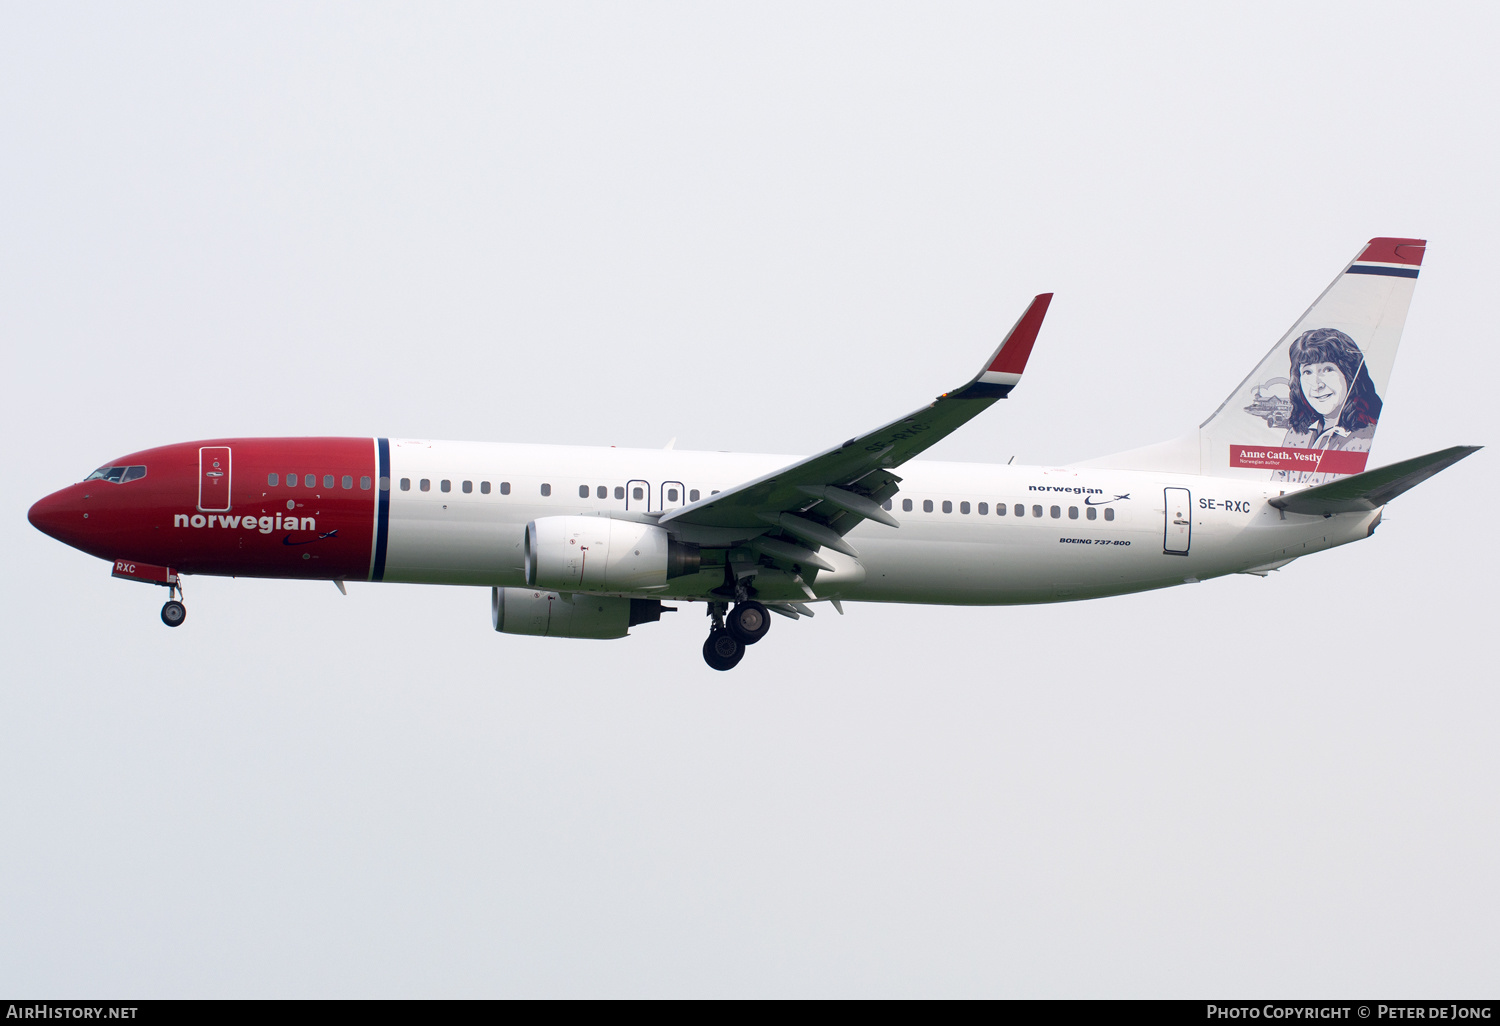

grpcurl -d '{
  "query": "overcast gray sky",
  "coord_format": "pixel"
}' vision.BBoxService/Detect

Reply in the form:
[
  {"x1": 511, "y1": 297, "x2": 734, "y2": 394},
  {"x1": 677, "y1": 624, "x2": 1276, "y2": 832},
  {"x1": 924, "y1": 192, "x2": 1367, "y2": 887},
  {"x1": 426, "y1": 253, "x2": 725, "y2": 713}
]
[{"x1": 3, "y1": 2, "x2": 1496, "y2": 998}]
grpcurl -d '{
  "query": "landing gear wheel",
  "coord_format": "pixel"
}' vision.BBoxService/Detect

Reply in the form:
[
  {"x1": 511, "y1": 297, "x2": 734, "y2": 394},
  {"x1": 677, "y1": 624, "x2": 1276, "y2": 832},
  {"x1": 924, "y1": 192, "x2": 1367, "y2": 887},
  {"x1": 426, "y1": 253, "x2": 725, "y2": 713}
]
[
  {"x1": 160, "y1": 600, "x2": 187, "y2": 627},
  {"x1": 727, "y1": 600, "x2": 771, "y2": 645},
  {"x1": 703, "y1": 628, "x2": 745, "y2": 671}
]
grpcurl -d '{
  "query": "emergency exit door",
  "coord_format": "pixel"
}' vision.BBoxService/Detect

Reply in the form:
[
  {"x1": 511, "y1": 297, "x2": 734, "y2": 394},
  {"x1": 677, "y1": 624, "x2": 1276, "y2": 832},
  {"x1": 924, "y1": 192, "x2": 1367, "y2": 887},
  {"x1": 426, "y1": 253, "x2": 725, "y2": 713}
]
[
  {"x1": 199, "y1": 446, "x2": 232, "y2": 512},
  {"x1": 625, "y1": 479, "x2": 650, "y2": 511},
  {"x1": 1163, "y1": 487, "x2": 1191, "y2": 555}
]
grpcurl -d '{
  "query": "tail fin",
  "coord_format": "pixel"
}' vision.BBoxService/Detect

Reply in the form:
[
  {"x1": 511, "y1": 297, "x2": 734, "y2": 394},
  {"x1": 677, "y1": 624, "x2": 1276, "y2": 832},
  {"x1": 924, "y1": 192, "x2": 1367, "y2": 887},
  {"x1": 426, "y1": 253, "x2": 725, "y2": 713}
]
[{"x1": 1079, "y1": 238, "x2": 1425, "y2": 482}]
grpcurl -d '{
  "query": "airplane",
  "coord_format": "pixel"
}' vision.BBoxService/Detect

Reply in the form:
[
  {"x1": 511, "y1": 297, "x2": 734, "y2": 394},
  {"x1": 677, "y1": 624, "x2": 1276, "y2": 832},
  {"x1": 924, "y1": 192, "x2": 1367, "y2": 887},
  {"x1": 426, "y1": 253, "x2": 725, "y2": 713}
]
[{"x1": 28, "y1": 237, "x2": 1480, "y2": 670}]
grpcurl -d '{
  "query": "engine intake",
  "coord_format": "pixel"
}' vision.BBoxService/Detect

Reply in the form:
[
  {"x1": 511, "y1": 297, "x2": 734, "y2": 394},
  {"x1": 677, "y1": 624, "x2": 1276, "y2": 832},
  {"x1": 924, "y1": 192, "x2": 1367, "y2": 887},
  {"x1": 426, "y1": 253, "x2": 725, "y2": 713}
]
[{"x1": 525, "y1": 516, "x2": 699, "y2": 592}]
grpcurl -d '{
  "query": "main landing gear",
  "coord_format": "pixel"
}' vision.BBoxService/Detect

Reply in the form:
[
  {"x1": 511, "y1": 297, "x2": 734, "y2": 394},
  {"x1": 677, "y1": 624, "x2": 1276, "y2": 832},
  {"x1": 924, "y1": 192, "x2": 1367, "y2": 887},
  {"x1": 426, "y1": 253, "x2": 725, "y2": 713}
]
[{"x1": 702, "y1": 600, "x2": 770, "y2": 671}]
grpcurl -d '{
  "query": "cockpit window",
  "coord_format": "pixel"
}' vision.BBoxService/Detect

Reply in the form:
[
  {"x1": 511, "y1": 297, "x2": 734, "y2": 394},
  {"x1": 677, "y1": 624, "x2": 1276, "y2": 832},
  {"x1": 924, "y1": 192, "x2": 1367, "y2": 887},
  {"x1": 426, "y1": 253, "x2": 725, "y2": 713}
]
[{"x1": 85, "y1": 465, "x2": 146, "y2": 483}]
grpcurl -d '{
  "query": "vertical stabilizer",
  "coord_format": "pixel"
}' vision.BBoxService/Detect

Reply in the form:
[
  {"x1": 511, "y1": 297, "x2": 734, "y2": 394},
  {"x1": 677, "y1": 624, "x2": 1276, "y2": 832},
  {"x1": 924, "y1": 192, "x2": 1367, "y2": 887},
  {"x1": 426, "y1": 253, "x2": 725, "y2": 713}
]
[{"x1": 1078, "y1": 238, "x2": 1425, "y2": 482}]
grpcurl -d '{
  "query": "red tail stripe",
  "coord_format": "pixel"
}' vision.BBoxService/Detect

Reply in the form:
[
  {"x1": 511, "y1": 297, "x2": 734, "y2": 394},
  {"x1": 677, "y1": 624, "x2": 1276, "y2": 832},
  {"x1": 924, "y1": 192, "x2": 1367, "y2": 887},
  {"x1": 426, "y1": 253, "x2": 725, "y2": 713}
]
[{"x1": 1357, "y1": 237, "x2": 1426, "y2": 266}]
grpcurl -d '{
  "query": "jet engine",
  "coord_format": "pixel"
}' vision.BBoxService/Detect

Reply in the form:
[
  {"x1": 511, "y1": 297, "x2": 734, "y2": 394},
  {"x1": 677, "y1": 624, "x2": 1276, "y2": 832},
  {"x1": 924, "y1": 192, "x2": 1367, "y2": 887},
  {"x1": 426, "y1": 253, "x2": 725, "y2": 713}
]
[
  {"x1": 524, "y1": 516, "x2": 699, "y2": 592},
  {"x1": 492, "y1": 588, "x2": 669, "y2": 640}
]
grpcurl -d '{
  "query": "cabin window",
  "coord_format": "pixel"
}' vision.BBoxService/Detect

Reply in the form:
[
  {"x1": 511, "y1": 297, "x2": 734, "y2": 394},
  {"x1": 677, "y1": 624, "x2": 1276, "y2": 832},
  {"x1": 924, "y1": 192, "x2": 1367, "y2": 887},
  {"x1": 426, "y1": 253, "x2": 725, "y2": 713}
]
[
  {"x1": 711, "y1": 490, "x2": 720, "y2": 495},
  {"x1": 440, "y1": 480, "x2": 451, "y2": 493},
  {"x1": 462, "y1": 480, "x2": 473, "y2": 494},
  {"x1": 1068, "y1": 506, "x2": 1078, "y2": 519},
  {"x1": 420, "y1": 479, "x2": 430, "y2": 492},
  {"x1": 978, "y1": 502, "x2": 989, "y2": 515},
  {"x1": 579, "y1": 484, "x2": 589, "y2": 498},
  {"x1": 286, "y1": 473, "x2": 297, "y2": 487},
  {"x1": 1015, "y1": 504, "x2": 1025, "y2": 517},
  {"x1": 1050, "y1": 506, "x2": 1061, "y2": 519},
  {"x1": 268, "y1": 473, "x2": 279, "y2": 486},
  {"x1": 632, "y1": 487, "x2": 644, "y2": 500},
  {"x1": 614, "y1": 486, "x2": 625, "y2": 499},
  {"x1": 923, "y1": 500, "x2": 934, "y2": 513},
  {"x1": 941, "y1": 500, "x2": 952, "y2": 513},
  {"x1": 690, "y1": 489, "x2": 700, "y2": 502},
  {"x1": 541, "y1": 483, "x2": 552, "y2": 497},
  {"x1": 480, "y1": 481, "x2": 491, "y2": 494},
  {"x1": 323, "y1": 475, "x2": 335, "y2": 489},
  {"x1": 903, "y1": 499, "x2": 913, "y2": 512},
  {"x1": 305, "y1": 475, "x2": 316, "y2": 488},
  {"x1": 1104, "y1": 508, "x2": 1115, "y2": 521},
  {"x1": 400, "y1": 478, "x2": 411, "y2": 491},
  {"x1": 378, "y1": 477, "x2": 389, "y2": 491},
  {"x1": 960, "y1": 501, "x2": 970, "y2": 514},
  {"x1": 598, "y1": 486, "x2": 608, "y2": 499},
  {"x1": 500, "y1": 482, "x2": 511, "y2": 495},
  {"x1": 667, "y1": 487, "x2": 679, "y2": 503},
  {"x1": 1032, "y1": 505, "x2": 1042, "y2": 517},
  {"x1": 361, "y1": 476, "x2": 372, "y2": 490},
  {"x1": 882, "y1": 499, "x2": 892, "y2": 511},
  {"x1": 1087, "y1": 506, "x2": 1097, "y2": 520},
  {"x1": 342, "y1": 475, "x2": 353, "y2": 489}
]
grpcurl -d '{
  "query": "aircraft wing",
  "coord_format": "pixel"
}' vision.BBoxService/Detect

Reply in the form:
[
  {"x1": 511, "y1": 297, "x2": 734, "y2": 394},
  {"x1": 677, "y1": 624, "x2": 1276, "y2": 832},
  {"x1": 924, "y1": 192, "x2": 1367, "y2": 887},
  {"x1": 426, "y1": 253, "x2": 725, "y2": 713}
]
[
  {"x1": 659, "y1": 294, "x2": 1052, "y2": 561},
  {"x1": 1268, "y1": 445, "x2": 1481, "y2": 516}
]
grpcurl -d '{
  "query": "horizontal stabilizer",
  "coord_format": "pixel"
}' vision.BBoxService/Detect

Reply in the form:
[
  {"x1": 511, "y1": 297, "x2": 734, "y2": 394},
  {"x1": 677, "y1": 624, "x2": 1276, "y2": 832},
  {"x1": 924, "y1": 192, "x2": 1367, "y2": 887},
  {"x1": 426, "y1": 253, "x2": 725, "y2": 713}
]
[{"x1": 1269, "y1": 445, "x2": 1480, "y2": 516}]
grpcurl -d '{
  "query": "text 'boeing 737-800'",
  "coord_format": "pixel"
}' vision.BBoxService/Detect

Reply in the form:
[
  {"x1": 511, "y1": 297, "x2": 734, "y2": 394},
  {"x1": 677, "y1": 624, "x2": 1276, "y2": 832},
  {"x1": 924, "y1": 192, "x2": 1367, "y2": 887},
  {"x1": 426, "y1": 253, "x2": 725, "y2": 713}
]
[{"x1": 29, "y1": 237, "x2": 1480, "y2": 669}]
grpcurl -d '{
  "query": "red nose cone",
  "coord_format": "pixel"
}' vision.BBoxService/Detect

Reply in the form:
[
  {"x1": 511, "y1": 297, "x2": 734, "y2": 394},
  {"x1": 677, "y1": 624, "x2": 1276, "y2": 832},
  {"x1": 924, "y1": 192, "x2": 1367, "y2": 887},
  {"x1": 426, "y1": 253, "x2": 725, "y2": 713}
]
[{"x1": 29, "y1": 488, "x2": 82, "y2": 546}]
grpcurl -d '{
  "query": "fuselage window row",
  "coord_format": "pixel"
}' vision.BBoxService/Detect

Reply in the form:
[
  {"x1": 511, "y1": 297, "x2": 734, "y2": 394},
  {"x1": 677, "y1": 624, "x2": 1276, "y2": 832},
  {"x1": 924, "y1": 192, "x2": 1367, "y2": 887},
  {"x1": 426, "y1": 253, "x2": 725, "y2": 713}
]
[
  {"x1": 894, "y1": 497, "x2": 1114, "y2": 522},
  {"x1": 267, "y1": 472, "x2": 371, "y2": 491},
  {"x1": 388, "y1": 479, "x2": 700, "y2": 505}
]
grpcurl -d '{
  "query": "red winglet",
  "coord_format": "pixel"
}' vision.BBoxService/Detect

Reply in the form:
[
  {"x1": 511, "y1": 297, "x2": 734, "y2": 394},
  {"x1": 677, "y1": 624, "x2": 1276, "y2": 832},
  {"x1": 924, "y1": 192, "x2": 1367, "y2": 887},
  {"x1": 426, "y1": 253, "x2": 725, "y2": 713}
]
[
  {"x1": 987, "y1": 293, "x2": 1053, "y2": 376},
  {"x1": 1358, "y1": 238, "x2": 1426, "y2": 266}
]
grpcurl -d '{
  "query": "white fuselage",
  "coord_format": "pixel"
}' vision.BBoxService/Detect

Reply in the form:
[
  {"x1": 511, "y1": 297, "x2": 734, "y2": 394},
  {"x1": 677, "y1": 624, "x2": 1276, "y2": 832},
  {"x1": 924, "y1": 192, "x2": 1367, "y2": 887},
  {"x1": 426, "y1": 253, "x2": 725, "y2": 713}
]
[{"x1": 381, "y1": 440, "x2": 1376, "y2": 604}]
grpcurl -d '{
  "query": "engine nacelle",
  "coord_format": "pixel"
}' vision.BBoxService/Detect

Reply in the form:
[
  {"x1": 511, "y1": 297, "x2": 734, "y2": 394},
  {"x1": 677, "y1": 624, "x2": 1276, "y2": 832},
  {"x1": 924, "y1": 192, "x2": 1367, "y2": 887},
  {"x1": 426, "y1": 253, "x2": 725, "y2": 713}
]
[
  {"x1": 524, "y1": 516, "x2": 699, "y2": 592},
  {"x1": 492, "y1": 588, "x2": 670, "y2": 640},
  {"x1": 492, "y1": 587, "x2": 631, "y2": 639}
]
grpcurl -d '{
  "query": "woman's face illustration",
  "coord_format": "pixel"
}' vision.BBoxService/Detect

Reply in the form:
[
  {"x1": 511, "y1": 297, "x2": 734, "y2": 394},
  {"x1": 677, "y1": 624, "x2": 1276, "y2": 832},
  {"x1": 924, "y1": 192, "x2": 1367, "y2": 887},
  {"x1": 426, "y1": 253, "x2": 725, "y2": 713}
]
[{"x1": 1299, "y1": 361, "x2": 1348, "y2": 420}]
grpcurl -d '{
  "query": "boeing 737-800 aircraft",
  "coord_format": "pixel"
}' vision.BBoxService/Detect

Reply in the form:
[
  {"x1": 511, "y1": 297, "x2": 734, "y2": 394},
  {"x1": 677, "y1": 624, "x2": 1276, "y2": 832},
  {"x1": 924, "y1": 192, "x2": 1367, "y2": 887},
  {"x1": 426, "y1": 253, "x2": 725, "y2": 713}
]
[{"x1": 29, "y1": 237, "x2": 1479, "y2": 669}]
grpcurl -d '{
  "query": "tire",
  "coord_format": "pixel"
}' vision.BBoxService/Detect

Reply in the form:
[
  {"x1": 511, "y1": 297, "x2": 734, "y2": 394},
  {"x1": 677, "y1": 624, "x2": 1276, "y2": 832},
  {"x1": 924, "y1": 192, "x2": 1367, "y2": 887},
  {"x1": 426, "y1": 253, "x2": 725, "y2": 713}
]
[
  {"x1": 726, "y1": 600, "x2": 771, "y2": 645},
  {"x1": 161, "y1": 600, "x2": 187, "y2": 627},
  {"x1": 702, "y1": 628, "x2": 745, "y2": 671}
]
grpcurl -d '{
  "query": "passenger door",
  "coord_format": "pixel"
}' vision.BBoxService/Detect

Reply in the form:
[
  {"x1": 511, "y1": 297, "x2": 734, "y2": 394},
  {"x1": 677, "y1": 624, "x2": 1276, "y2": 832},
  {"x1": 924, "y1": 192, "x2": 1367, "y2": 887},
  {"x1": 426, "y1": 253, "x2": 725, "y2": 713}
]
[
  {"x1": 1163, "y1": 487, "x2": 1191, "y2": 555},
  {"x1": 199, "y1": 446, "x2": 232, "y2": 512}
]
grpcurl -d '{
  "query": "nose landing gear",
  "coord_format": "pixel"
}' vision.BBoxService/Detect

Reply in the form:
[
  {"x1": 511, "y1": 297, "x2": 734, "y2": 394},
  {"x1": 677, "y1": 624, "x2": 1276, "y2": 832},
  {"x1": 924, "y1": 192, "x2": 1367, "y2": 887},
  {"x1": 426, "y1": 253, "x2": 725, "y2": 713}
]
[
  {"x1": 159, "y1": 577, "x2": 186, "y2": 627},
  {"x1": 110, "y1": 560, "x2": 188, "y2": 628}
]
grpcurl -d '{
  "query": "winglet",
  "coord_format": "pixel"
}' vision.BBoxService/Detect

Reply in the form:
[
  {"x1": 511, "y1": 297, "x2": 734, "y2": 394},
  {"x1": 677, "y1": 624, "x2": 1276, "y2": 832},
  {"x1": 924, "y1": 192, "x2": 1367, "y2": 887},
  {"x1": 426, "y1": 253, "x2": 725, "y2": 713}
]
[{"x1": 960, "y1": 293, "x2": 1053, "y2": 398}]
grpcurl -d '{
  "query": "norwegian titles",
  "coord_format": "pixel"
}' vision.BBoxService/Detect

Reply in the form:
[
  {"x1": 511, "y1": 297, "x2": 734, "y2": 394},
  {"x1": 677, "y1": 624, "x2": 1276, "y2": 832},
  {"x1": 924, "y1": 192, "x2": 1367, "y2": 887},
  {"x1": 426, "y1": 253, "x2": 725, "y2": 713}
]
[{"x1": 174, "y1": 513, "x2": 315, "y2": 533}]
